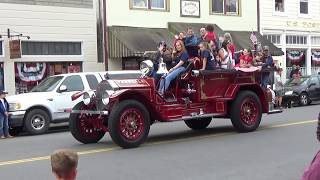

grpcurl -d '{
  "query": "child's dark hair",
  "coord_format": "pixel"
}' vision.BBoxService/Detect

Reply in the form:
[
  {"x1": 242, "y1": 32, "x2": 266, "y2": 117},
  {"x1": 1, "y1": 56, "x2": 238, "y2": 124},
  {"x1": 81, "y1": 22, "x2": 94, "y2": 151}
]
[{"x1": 205, "y1": 24, "x2": 214, "y2": 32}]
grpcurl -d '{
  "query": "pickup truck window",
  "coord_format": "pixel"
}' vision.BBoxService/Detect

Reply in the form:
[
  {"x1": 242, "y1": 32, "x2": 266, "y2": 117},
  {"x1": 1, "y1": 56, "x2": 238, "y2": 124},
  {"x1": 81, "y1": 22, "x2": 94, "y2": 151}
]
[
  {"x1": 30, "y1": 76, "x2": 63, "y2": 92},
  {"x1": 85, "y1": 75, "x2": 99, "y2": 89},
  {"x1": 60, "y1": 75, "x2": 84, "y2": 92}
]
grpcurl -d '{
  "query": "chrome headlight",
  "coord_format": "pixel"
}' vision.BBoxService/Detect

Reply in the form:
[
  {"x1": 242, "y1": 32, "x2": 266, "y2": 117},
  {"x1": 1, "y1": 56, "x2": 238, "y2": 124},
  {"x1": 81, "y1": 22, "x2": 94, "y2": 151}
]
[
  {"x1": 285, "y1": 91, "x2": 293, "y2": 95},
  {"x1": 83, "y1": 92, "x2": 92, "y2": 105},
  {"x1": 140, "y1": 60, "x2": 154, "y2": 77},
  {"x1": 9, "y1": 103, "x2": 22, "y2": 111},
  {"x1": 102, "y1": 91, "x2": 110, "y2": 105}
]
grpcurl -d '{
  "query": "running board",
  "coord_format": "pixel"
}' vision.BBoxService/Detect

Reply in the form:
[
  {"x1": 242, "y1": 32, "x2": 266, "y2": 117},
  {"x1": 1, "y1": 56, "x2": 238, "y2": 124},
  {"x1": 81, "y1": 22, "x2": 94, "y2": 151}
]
[{"x1": 169, "y1": 113, "x2": 225, "y2": 121}]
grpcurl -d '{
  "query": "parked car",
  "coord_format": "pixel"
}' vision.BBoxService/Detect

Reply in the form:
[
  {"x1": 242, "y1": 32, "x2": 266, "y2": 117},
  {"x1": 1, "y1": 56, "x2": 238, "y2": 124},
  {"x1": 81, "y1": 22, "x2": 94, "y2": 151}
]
[
  {"x1": 283, "y1": 75, "x2": 320, "y2": 106},
  {"x1": 69, "y1": 60, "x2": 281, "y2": 149},
  {"x1": 7, "y1": 71, "x2": 141, "y2": 135}
]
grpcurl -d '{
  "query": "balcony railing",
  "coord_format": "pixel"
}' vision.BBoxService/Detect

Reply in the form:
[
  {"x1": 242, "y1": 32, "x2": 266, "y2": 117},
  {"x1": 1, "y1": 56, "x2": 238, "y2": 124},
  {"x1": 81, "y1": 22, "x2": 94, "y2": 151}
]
[{"x1": 286, "y1": 67, "x2": 320, "y2": 78}]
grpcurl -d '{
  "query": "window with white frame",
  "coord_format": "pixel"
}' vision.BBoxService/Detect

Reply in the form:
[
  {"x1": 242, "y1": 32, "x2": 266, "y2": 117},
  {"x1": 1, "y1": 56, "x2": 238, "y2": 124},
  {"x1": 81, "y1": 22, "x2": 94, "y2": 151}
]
[
  {"x1": 264, "y1": 34, "x2": 281, "y2": 44},
  {"x1": 21, "y1": 41, "x2": 82, "y2": 55},
  {"x1": 299, "y1": 0, "x2": 308, "y2": 14},
  {"x1": 0, "y1": 41, "x2": 3, "y2": 56},
  {"x1": 311, "y1": 36, "x2": 320, "y2": 45},
  {"x1": 211, "y1": 0, "x2": 240, "y2": 15},
  {"x1": 131, "y1": 0, "x2": 166, "y2": 10},
  {"x1": 286, "y1": 35, "x2": 308, "y2": 45},
  {"x1": 275, "y1": 0, "x2": 284, "y2": 12}
]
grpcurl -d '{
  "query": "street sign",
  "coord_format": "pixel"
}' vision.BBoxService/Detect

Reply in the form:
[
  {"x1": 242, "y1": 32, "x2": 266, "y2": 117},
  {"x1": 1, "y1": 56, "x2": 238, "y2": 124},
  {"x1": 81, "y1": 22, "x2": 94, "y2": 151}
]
[{"x1": 9, "y1": 40, "x2": 21, "y2": 59}]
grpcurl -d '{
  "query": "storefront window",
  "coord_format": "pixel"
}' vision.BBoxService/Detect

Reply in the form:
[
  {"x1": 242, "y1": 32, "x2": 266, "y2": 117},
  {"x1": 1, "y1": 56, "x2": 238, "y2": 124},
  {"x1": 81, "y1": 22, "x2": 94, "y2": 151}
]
[
  {"x1": 286, "y1": 35, "x2": 307, "y2": 45},
  {"x1": 21, "y1": 41, "x2": 82, "y2": 55},
  {"x1": 0, "y1": 41, "x2": 3, "y2": 56},
  {"x1": 15, "y1": 62, "x2": 82, "y2": 94},
  {"x1": 275, "y1": 0, "x2": 284, "y2": 12},
  {"x1": 300, "y1": 0, "x2": 308, "y2": 14},
  {"x1": 211, "y1": 0, "x2": 240, "y2": 15},
  {"x1": 131, "y1": 0, "x2": 166, "y2": 10},
  {"x1": 0, "y1": 63, "x2": 4, "y2": 91},
  {"x1": 264, "y1": 34, "x2": 281, "y2": 44}
]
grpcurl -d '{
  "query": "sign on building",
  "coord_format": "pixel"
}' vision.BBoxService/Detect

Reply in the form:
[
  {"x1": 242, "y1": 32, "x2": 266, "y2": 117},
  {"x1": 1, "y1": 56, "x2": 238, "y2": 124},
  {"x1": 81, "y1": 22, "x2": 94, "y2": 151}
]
[
  {"x1": 181, "y1": 0, "x2": 200, "y2": 18},
  {"x1": 9, "y1": 40, "x2": 21, "y2": 59}
]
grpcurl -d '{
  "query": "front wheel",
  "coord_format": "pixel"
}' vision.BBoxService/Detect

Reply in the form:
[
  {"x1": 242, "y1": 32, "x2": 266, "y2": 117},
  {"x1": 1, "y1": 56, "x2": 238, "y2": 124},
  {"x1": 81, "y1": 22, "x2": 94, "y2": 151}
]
[
  {"x1": 230, "y1": 91, "x2": 262, "y2": 132},
  {"x1": 69, "y1": 102, "x2": 105, "y2": 144},
  {"x1": 184, "y1": 117, "x2": 212, "y2": 130},
  {"x1": 299, "y1": 93, "x2": 310, "y2": 106},
  {"x1": 108, "y1": 100, "x2": 150, "y2": 149},
  {"x1": 24, "y1": 109, "x2": 50, "y2": 135}
]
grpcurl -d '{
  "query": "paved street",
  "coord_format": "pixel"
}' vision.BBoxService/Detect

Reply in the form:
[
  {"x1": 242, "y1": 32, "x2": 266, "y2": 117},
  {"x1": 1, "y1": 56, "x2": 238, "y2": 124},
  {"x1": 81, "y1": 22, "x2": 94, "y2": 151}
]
[{"x1": 0, "y1": 104, "x2": 319, "y2": 180}]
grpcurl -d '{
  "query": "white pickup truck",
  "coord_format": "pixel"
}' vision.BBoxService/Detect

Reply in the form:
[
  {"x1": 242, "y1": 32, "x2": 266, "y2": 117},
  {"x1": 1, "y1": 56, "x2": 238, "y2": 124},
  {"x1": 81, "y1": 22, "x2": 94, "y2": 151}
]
[{"x1": 7, "y1": 71, "x2": 141, "y2": 135}]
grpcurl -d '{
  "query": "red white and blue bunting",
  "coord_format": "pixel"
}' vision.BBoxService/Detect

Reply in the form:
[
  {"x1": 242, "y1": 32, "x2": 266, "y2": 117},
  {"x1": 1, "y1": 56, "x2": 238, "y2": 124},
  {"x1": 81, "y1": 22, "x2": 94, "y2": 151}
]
[
  {"x1": 16, "y1": 63, "x2": 47, "y2": 82},
  {"x1": 312, "y1": 51, "x2": 320, "y2": 65},
  {"x1": 287, "y1": 50, "x2": 304, "y2": 64}
]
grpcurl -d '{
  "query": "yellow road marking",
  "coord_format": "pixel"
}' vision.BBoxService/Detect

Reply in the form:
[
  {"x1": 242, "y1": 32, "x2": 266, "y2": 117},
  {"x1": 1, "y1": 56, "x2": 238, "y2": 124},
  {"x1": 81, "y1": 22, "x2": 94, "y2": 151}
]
[{"x1": 0, "y1": 119, "x2": 317, "y2": 167}]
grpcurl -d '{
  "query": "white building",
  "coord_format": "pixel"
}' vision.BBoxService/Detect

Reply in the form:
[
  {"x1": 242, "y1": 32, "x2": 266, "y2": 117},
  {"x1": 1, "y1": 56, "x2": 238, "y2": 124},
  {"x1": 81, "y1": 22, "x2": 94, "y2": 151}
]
[
  {"x1": 104, "y1": 0, "x2": 281, "y2": 70},
  {"x1": 0, "y1": 0, "x2": 105, "y2": 95},
  {"x1": 260, "y1": 0, "x2": 320, "y2": 78}
]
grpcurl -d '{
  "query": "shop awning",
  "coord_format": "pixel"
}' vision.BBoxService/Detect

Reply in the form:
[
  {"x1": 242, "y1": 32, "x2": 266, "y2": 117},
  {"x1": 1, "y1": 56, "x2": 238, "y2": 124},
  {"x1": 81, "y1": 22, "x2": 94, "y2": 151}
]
[
  {"x1": 108, "y1": 26, "x2": 174, "y2": 58},
  {"x1": 228, "y1": 31, "x2": 284, "y2": 56},
  {"x1": 168, "y1": 22, "x2": 225, "y2": 38}
]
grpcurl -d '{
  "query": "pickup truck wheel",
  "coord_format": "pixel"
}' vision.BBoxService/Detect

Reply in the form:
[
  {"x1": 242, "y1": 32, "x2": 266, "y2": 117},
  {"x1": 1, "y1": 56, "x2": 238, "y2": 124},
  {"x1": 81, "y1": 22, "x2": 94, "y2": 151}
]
[
  {"x1": 109, "y1": 100, "x2": 150, "y2": 149},
  {"x1": 230, "y1": 91, "x2": 262, "y2": 132},
  {"x1": 24, "y1": 109, "x2": 50, "y2": 135},
  {"x1": 184, "y1": 118, "x2": 212, "y2": 130},
  {"x1": 69, "y1": 103, "x2": 105, "y2": 144}
]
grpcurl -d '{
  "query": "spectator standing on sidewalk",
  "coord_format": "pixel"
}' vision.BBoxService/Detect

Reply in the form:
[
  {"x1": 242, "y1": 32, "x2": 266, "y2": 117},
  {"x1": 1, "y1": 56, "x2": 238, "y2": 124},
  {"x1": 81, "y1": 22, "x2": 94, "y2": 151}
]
[
  {"x1": 0, "y1": 90, "x2": 12, "y2": 139},
  {"x1": 51, "y1": 149, "x2": 79, "y2": 180}
]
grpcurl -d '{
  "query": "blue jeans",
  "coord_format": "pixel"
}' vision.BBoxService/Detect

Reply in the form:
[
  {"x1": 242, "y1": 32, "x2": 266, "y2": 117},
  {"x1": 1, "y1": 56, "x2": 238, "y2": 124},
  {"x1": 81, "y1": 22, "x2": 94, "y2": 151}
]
[
  {"x1": 158, "y1": 67, "x2": 186, "y2": 94},
  {"x1": 0, "y1": 115, "x2": 9, "y2": 137}
]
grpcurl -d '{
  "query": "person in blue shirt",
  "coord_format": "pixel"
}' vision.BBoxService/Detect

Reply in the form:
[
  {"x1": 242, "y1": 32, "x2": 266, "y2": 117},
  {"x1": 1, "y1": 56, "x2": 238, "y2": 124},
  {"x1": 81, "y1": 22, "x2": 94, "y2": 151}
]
[
  {"x1": 261, "y1": 46, "x2": 274, "y2": 88},
  {"x1": 158, "y1": 40, "x2": 189, "y2": 95},
  {"x1": 199, "y1": 42, "x2": 214, "y2": 70},
  {"x1": 0, "y1": 90, "x2": 12, "y2": 139},
  {"x1": 184, "y1": 28, "x2": 200, "y2": 57}
]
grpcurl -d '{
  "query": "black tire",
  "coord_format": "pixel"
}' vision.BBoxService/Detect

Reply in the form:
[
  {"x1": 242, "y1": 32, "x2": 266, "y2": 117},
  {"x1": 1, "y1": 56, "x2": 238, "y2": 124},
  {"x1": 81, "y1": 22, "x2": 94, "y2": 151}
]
[
  {"x1": 108, "y1": 100, "x2": 150, "y2": 149},
  {"x1": 69, "y1": 102, "x2": 105, "y2": 144},
  {"x1": 24, "y1": 109, "x2": 50, "y2": 135},
  {"x1": 299, "y1": 92, "x2": 310, "y2": 106},
  {"x1": 230, "y1": 91, "x2": 262, "y2": 132},
  {"x1": 9, "y1": 126, "x2": 23, "y2": 136},
  {"x1": 184, "y1": 117, "x2": 212, "y2": 130}
]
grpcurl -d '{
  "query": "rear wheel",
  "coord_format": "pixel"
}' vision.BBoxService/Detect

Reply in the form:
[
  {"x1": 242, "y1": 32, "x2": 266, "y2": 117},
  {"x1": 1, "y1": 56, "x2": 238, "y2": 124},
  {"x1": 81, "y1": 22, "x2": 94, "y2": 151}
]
[
  {"x1": 230, "y1": 91, "x2": 262, "y2": 132},
  {"x1": 108, "y1": 100, "x2": 150, "y2": 149},
  {"x1": 184, "y1": 118, "x2": 212, "y2": 130},
  {"x1": 69, "y1": 102, "x2": 105, "y2": 144},
  {"x1": 299, "y1": 92, "x2": 310, "y2": 106}
]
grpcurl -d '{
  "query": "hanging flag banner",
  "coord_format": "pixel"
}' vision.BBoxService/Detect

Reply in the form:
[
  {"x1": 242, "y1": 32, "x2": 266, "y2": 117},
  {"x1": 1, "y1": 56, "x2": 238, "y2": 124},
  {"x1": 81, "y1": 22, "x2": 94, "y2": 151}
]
[
  {"x1": 312, "y1": 51, "x2": 320, "y2": 65},
  {"x1": 16, "y1": 62, "x2": 47, "y2": 82},
  {"x1": 287, "y1": 50, "x2": 304, "y2": 64},
  {"x1": 9, "y1": 40, "x2": 21, "y2": 59}
]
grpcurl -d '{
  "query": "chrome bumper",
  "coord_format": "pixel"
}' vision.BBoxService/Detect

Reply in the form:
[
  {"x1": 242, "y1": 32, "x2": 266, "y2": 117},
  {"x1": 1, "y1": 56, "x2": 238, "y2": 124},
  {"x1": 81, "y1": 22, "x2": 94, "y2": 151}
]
[{"x1": 71, "y1": 110, "x2": 109, "y2": 115}]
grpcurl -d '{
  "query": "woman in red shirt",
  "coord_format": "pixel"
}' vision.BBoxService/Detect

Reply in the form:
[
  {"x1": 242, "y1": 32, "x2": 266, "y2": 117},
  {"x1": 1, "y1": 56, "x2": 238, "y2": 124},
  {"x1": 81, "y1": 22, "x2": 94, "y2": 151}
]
[
  {"x1": 224, "y1": 33, "x2": 236, "y2": 60},
  {"x1": 238, "y1": 48, "x2": 253, "y2": 68}
]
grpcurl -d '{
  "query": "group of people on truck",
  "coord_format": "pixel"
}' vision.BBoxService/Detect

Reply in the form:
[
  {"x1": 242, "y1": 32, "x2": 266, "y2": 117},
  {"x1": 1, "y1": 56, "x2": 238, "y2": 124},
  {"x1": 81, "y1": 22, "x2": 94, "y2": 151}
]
[{"x1": 152, "y1": 25, "x2": 276, "y2": 95}]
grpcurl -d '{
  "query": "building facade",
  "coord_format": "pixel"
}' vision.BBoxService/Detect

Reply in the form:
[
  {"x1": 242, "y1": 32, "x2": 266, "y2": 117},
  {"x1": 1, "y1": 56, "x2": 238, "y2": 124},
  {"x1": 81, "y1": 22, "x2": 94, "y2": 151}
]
[
  {"x1": 105, "y1": 0, "x2": 263, "y2": 70},
  {"x1": 0, "y1": 0, "x2": 105, "y2": 95},
  {"x1": 260, "y1": 0, "x2": 320, "y2": 78}
]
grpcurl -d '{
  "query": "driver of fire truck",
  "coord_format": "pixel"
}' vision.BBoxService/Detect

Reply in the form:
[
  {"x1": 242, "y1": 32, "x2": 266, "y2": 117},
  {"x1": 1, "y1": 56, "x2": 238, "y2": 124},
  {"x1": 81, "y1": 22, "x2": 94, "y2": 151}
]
[
  {"x1": 158, "y1": 40, "x2": 189, "y2": 95},
  {"x1": 151, "y1": 41, "x2": 173, "y2": 80}
]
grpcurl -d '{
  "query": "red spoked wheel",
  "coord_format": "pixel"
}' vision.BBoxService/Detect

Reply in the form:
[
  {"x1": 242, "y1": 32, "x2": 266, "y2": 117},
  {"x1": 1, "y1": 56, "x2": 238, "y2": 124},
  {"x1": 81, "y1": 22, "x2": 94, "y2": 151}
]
[
  {"x1": 69, "y1": 102, "x2": 106, "y2": 144},
  {"x1": 109, "y1": 100, "x2": 150, "y2": 149},
  {"x1": 231, "y1": 91, "x2": 262, "y2": 132},
  {"x1": 240, "y1": 98, "x2": 258, "y2": 126},
  {"x1": 119, "y1": 108, "x2": 145, "y2": 141}
]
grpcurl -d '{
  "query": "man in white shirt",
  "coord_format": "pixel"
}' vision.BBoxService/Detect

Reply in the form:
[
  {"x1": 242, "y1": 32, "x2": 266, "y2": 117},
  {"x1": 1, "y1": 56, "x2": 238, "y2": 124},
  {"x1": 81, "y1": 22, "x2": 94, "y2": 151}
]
[{"x1": 0, "y1": 90, "x2": 12, "y2": 139}]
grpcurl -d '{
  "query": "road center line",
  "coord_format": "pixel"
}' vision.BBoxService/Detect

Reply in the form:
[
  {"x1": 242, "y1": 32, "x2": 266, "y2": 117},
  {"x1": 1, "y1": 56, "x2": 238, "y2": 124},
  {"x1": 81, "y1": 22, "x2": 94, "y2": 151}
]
[{"x1": 0, "y1": 119, "x2": 317, "y2": 167}]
